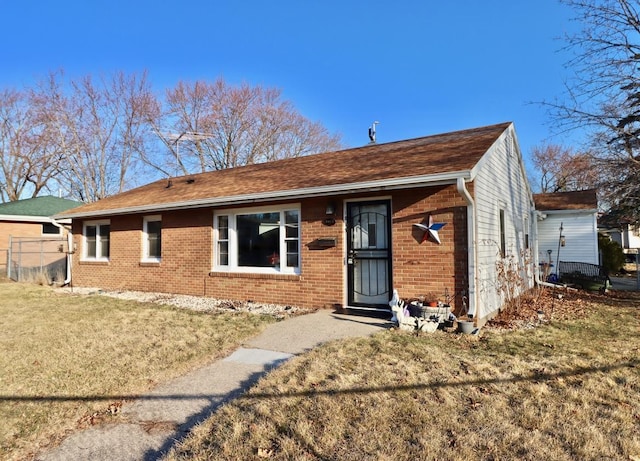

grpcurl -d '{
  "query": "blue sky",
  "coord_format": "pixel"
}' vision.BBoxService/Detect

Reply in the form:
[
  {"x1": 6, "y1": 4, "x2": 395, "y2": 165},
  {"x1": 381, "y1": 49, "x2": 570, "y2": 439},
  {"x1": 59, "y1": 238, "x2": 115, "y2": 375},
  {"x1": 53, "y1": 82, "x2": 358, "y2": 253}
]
[{"x1": 1, "y1": 1, "x2": 581, "y2": 178}]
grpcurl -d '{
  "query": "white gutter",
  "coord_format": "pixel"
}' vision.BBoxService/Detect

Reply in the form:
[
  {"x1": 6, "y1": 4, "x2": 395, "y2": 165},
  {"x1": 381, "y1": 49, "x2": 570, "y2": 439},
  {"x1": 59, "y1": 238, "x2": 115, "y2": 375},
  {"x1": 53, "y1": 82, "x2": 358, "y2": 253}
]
[
  {"x1": 0, "y1": 214, "x2": 71, "y2": 224},
  {"x1": 457, "y1": 177, "x2": 477, "y2": 317},
  {"x1": 56, "y1": 171, "x2": 473, "y2": 220},
  {"x1": 539, "y1": 209, "x2": 598, "y2": 216},
  {"x1": 50, "y1": 219, "x2": 72, "y2": 285}
]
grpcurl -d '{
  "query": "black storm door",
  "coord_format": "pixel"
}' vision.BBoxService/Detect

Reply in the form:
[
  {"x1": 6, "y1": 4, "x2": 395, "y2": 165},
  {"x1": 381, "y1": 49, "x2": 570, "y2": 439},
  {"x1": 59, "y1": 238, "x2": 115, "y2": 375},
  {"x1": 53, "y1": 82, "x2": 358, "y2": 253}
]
[{"x1": 346, "y1": 200, "x2": 392, "y2": 309}]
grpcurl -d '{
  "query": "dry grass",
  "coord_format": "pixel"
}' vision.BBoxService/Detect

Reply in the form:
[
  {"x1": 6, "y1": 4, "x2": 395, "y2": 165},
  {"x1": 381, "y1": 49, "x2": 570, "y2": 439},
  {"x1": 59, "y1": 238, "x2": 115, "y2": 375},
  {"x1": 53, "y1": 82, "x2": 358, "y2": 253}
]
[
  {"x1": 166, "y1": 289, "x2": 640, "y2": 461},
  {"x1": 0, "y1": 281, "x2": 276, "y2": 461}
]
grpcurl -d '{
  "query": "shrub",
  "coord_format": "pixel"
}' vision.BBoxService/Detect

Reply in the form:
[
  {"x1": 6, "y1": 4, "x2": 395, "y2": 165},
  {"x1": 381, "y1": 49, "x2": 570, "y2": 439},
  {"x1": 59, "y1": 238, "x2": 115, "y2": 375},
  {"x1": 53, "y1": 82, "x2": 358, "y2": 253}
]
[{"x1": 598, "y1": 233, "x2": 625, "y2": 274}]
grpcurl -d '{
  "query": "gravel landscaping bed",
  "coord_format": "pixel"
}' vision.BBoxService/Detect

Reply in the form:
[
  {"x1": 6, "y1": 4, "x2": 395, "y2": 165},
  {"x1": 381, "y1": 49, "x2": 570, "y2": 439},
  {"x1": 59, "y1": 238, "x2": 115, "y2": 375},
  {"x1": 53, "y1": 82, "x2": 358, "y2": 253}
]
[{"x1": 55, "y1": 287, "x2": 314, "y2": 318}]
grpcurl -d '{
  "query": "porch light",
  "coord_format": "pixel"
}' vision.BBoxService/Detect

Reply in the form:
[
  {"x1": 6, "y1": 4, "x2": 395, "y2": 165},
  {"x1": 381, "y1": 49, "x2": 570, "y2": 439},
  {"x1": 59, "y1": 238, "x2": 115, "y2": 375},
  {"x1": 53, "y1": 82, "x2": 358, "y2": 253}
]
[{"x1": 325, "y1": 202, "x2": 336, "y2": 215}]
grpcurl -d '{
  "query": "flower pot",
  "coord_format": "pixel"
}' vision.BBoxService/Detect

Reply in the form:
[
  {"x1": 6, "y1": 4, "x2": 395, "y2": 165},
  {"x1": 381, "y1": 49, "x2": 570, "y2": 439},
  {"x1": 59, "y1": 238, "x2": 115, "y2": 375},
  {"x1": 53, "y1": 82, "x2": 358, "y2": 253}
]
[
  {"x1": 457, "y1": 320, "x2": 475, "y2": 334},
  {"x1": 442, "y1": 319, "x2": 455, "y2": 329}
]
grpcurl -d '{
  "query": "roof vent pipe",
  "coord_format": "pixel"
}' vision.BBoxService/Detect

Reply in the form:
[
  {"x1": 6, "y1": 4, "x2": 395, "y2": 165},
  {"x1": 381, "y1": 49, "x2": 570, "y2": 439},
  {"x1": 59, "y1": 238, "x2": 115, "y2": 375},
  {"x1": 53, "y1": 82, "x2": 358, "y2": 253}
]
[{"x1": 368, "y1": 121, "x2": 379, "y2": 143}]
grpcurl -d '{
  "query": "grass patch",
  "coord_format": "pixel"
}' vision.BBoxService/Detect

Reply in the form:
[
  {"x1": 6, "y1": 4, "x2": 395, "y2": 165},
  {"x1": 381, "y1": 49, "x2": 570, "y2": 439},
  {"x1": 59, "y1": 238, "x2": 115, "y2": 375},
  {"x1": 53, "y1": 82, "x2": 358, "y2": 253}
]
[
  {"x1": 165, "y1": 293, "x2": 640, "y2": 461},
  {"x1": 0, "y1": 281, "x2": 276, "y2": 461}
]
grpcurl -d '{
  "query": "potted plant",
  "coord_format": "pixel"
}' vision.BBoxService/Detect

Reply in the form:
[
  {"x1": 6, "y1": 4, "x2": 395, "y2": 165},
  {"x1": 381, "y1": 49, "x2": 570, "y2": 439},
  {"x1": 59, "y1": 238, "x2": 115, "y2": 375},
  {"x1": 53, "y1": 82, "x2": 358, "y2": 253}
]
[
  {"x1": 424, "y1": 292, "x2": 439, "y2": 307},
  {"x1": 456, "y1": 295, "x2": 476, "y2": 334},
  {"x1": 457, "y1": 316, "x2": 475, "y2": 334}
]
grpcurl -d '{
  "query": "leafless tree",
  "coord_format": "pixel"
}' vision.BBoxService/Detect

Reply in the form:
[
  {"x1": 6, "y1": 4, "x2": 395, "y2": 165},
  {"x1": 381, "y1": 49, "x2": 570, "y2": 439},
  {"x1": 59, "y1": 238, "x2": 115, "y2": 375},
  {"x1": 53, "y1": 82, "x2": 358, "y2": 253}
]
[
  {"x1": 529, "y1": 143, "x2": 598, "y2": 193},
  {"x1": 1, "y1": 73, "x2": 340, "y2": 202},
  {"x1": 0, "y1": 87, "x2": 63, "y2": 202},
  {"x1": 548, "y1": 0, "x2": 640, "y2": 222},
  {"x1": 39, "y1": 71, "x2": 160, "y2": 202},
  {"x1": 149, "y1": 78, "x2": 342, "y2": 175}
]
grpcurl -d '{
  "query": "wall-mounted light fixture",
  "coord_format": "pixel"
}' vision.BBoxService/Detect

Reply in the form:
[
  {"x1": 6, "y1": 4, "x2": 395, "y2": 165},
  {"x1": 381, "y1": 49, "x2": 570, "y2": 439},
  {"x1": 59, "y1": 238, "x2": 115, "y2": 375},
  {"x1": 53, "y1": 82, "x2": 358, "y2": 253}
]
[
  {"x1": 325, "y1": 201, "x2": 336, "y2": 215},
  {"x1": 323, "y1": 201, "x2": 337, "y2": 226}
]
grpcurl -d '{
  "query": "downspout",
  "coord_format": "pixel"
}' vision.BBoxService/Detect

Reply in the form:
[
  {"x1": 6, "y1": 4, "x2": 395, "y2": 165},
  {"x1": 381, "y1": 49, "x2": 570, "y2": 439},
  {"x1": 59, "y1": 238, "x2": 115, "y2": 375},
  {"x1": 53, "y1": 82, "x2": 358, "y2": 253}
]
[
  {"x1": 457, "y1": 177, "x2": 477, "y2": 318},
  {"x1": 51, "y1": 219, "x2": 72, "y2": 285}
]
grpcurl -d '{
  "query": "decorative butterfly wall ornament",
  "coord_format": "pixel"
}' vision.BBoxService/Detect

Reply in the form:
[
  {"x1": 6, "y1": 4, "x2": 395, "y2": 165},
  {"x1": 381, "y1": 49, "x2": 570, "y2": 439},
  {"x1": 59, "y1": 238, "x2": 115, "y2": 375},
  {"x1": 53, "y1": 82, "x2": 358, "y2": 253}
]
[{"x1": 413, "y1": 215, "x2": 447, "y2": 244}]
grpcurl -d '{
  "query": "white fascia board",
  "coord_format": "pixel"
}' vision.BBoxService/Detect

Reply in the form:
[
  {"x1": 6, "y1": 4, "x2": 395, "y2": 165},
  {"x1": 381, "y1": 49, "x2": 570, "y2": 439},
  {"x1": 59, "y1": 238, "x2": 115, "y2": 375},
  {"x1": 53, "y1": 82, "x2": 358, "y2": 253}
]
[
  {"x1": 57, "y1": 171, "x2": 472, "y2": 219},
  {"x1": 539, "y1": 209, "x2": 598, "y2": 215},
  {"x1": 0, "y1": 214, "x2": 71, "y2": 224}
]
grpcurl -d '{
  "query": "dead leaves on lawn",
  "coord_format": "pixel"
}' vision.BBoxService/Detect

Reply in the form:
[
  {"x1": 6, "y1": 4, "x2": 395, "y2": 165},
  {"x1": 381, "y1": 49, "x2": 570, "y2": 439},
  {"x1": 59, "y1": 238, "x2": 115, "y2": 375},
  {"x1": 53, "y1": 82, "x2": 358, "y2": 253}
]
[{"x1": 485, "y1": 287, "x2": 638, "y2": 330}]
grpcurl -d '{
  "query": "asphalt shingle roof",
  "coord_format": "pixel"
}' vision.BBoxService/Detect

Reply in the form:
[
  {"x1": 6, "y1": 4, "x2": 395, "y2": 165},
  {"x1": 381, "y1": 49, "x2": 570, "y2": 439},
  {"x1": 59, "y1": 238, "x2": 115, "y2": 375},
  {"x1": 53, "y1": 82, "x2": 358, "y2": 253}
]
[
  {"x1": 0, "y1": 196, "x2": 81, "y2": 217},
  {"x1": 59, "y1": 122, "x2": 512, "y2": 218},
  {"x1": 533, "y1": 189, "x2": 598, "y2": 211}
]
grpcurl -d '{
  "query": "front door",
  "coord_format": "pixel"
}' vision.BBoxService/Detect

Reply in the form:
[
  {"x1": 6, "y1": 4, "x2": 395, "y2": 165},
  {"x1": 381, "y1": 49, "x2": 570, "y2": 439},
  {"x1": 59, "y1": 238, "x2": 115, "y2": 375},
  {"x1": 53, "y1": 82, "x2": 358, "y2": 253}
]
[{"x1": 346, "y1": 200, "x2": 392, "y2": 309}]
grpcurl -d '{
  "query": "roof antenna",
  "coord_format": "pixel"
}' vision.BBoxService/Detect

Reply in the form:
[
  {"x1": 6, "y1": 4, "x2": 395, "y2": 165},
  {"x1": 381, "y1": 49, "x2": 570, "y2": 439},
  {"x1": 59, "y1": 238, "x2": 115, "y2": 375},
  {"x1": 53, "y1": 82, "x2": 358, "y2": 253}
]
[{"x1": 368, "y1": 121, "x2": 379, "y2": 144}]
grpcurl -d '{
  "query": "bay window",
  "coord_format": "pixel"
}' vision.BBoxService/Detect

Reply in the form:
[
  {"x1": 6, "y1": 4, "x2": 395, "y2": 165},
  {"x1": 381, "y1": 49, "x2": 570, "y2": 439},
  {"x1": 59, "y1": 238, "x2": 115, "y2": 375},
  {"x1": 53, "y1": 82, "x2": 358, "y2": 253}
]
[{"x1": 214, "y1": 206, "x2": 300, "y2": 273}]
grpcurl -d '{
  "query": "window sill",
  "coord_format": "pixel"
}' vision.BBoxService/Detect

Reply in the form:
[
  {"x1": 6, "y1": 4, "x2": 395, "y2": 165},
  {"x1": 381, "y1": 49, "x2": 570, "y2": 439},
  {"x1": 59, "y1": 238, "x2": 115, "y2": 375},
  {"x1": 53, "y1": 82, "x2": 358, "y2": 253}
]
[
  {"x1": 79, "y1": 260, "x2": 110, "y2": 266},
  {"x1": 208, "y1": 271, "x2": 301, "y2": 282},
  {"x1": 140, "y1": 260, "x2": 161, "y2": 267}
]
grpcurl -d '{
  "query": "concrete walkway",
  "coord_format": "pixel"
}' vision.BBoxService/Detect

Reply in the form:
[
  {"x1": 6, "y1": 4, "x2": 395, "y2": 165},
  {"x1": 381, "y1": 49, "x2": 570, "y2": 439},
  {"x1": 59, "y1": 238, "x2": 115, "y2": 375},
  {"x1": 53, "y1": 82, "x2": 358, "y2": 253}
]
[{"x1": 37, "y1": 310, "x2": 390, "y2": 461}]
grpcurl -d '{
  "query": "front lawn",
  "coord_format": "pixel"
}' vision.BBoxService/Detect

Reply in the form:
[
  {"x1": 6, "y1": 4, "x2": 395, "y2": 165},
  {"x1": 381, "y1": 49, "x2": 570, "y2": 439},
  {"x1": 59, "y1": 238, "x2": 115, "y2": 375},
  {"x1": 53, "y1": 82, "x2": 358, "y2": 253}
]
[
  {"x1": 165, "y1": 290, "x2": 640, "y2": 461},
  {"x1": 0, "y1": 282, "x2": 276, "y2": 461}
]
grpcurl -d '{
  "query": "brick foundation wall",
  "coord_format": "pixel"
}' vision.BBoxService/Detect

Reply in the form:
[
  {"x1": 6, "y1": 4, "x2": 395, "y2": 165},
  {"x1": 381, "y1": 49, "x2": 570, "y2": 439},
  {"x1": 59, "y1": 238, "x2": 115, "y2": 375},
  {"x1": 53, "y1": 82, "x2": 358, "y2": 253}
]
[{"x1": 70, "y1": 185, "x2": 469, "y2": 311}]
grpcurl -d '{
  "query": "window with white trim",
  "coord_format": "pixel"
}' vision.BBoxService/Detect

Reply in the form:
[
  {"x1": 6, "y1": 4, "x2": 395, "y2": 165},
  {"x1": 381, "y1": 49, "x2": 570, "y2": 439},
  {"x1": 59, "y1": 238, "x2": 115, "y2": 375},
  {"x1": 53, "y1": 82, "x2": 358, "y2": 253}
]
[
  {"x1": 143, "y1": 215, "x2": 162, "y2": 262},
  {"x1": 42, "y1": 222, "x2": 61, "y2": 235},
  {"x1": 214, "y1": 206, "x2": 300, "y2": 274},
  {"x1": 83, "y1": 220, "x2": 110, "y2": 261}
]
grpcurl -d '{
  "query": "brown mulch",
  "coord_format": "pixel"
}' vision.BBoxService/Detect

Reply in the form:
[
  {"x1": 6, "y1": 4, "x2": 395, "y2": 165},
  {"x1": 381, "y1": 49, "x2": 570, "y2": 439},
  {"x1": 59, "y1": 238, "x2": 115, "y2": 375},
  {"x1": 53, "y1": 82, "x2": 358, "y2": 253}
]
[{"x1": 486, "y1": 286, "x2": 640, "y2": 330}]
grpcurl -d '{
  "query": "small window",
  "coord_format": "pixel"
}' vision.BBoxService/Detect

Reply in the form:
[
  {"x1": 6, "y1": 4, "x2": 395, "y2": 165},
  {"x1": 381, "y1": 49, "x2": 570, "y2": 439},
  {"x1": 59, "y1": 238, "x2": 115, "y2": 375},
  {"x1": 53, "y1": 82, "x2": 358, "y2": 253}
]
[
  {"x1": 83, "y1": 220, "x2": 110, "y2": 261},
  {"x1": 499, "y1": 209, "x2": 506, "y2": 258},
  {"x1": 143, "y1": 216, "x2": 162, "y2": 262},
  {"x1": 42, "y1": 222, "x2": 60, "y2": 235}
]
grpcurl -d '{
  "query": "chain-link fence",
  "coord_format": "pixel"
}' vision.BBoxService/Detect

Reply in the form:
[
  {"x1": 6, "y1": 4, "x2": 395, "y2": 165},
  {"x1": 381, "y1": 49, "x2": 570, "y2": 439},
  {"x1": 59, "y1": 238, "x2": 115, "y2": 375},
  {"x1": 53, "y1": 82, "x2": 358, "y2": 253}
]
[{"x1": 7, "y1": 236, "x2": 68, "y2": 283}]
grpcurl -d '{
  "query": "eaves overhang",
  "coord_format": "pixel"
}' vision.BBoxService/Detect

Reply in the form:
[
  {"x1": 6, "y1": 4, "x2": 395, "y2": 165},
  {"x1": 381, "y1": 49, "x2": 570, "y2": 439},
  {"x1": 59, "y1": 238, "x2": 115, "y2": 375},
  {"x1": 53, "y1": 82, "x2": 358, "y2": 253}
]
[
  {"x1": 0, "y1": 214, "x2": 71, "y2": 224},
  {"x1": 56, "y1": 171, "x2": 473, "y2": 220},
  {"x1": 537, "y1": 209, "x2": 598, "y2": 215}
]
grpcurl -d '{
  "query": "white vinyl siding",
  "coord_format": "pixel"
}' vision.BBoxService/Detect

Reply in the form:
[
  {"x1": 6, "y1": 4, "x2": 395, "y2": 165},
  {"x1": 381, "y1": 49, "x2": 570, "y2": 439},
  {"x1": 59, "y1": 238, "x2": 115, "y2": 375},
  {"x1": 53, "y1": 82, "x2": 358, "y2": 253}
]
[
  {"x1": 624, "y1": 225, "x2": 640, "y2": 250},
  {"x1": 472, "y1": 126, "x2": 534, "y2": 320},
  {"x1": 537, "y1": 212, "x2": 598, "y2": 266}
]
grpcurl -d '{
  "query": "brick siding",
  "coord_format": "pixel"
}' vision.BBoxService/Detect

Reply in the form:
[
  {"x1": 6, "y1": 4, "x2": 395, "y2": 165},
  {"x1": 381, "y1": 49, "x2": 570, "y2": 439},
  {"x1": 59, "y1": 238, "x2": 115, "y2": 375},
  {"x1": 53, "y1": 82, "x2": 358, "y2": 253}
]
[{"x1": 70, "y1": 184, "x2": 469, "y2": 312}]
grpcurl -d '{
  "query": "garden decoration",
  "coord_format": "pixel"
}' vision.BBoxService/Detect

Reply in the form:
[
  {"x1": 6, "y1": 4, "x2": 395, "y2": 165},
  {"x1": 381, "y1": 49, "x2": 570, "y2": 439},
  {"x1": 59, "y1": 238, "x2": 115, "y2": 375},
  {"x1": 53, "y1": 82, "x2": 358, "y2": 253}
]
[
  {"x1": 389, "y1": 288, "x2": 454, "y2": 333},
  {"x1": 413, "y1": 215, "x2": 447, "y2": 244}
]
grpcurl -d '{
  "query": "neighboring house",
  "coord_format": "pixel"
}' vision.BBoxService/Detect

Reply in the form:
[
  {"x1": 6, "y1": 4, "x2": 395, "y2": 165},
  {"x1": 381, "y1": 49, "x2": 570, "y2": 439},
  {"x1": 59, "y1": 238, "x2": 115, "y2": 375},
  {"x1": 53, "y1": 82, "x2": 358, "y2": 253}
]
[
  {"x1": 0, "y1": 196, "x2": 81, "y2": 278},
  {"x1": 598, "y1": 213, "x2": 640, "y2": 260},
  {"x1": 56, "y1": 122, "x2": 534, "y2": 326},
  {"x1": 533, "y1": 190, "x2": 600, "y2": 275}
]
